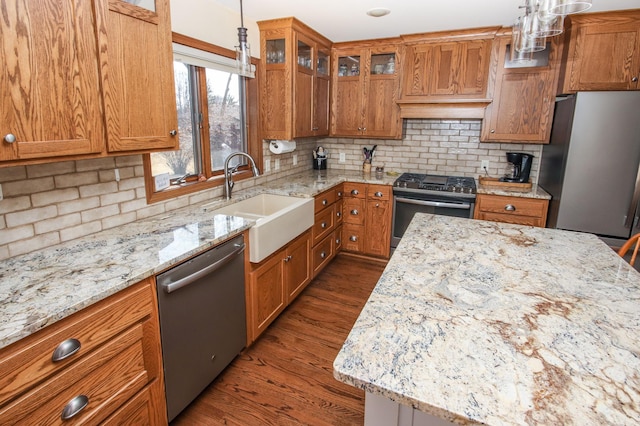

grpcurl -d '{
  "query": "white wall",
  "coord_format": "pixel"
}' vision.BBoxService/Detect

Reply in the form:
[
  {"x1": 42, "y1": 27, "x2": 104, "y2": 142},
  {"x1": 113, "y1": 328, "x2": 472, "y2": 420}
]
[{"x1": 170, "y1": 0, "x2": 260, "y2": 56}]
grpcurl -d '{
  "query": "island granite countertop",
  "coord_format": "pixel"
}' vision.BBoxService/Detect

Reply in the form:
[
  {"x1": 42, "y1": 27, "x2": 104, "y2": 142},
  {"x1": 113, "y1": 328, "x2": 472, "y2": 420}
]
[
  {"x1": 334, "y1": 213, "x2": 640, "y2": 425},
  {"x1": 0, "y1": 169, "x2": 393, "y2": 350}
]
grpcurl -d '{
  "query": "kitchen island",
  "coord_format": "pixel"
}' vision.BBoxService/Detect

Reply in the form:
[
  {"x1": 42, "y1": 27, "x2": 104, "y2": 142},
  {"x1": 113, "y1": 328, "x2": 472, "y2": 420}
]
[{"x1": 334, "y1": 213, "x2": 640, "y2": 425}]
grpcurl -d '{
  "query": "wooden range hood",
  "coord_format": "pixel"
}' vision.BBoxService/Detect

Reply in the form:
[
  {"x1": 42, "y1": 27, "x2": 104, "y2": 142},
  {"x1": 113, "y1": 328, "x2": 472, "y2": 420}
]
[{"x1": 396, "y1": 26, "x2": 500, "y2": 120}]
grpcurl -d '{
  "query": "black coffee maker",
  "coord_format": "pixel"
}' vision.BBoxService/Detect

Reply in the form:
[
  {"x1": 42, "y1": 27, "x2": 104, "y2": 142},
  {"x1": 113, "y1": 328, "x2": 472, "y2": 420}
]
[{"x1": 500, "y1": 152, "x2": 533, "y2": 183}]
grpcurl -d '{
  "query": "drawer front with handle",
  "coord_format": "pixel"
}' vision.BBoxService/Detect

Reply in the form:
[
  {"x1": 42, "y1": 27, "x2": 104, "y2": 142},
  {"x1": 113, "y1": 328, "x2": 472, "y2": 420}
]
[
  {"x1": 342, "y1": 223, "x2": 364, "y2": 252},
  {"x1": 476, "y1": 195, "x2": 548, "y2": 218},
  {"x1": 0, "y1": 281, "x2": 154, "y2": 407},
  {"x1": 312, "y1": 205, "x2": 335, "y2": 244},
  {"x1": 343, "y1": 198, "x2": 365, "y2": 225},
  {"x1": 312, "y1": 233, "x2": 335, "y2": 277},
  {"x1": 0, "y1": 324, "x2": 148, "y2": 425},
  {"x1": 343, "y1": 183, "x2": 366, "y2": 199},
  {"x1": 314, "y1": 188, "x2": 336, "y2": 213},
  {"x1": 366, "y1": 185, "x2": 391, "y2": 201}
]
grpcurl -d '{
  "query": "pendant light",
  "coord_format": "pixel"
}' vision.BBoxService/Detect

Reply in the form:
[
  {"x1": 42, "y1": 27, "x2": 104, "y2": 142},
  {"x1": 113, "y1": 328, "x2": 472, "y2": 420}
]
[{"x1": 236, "y1": 0, "x2": 255, "y2": 78}]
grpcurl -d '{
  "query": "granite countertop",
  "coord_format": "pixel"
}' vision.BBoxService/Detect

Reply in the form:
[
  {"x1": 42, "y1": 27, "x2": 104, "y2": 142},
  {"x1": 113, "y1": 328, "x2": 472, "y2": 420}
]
[
  {"x1": 0, "y1": 169, "x2": 392, "y2": 350},
  {"x1": 334, "y1": 213, "x2": 640, "y2": 425},
  {"x1": 476, "y1": 183, "x2": 551, "y2": 200}
]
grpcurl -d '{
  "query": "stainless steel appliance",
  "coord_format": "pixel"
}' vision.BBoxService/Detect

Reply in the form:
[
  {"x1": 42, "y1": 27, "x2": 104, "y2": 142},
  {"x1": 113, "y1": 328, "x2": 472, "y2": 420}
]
[
  {"x1": 392, "y1": 173, "x2": 476, "y2": 248},
  {"x1": 156, "y1": 235, "x2": 246, "y2": 421},
  {"x1": 539, "y1": 91, "x2": 640, "y2": 246},
  {"x1": 500, "y1": 152, "x2": 534, "y2": 183}
]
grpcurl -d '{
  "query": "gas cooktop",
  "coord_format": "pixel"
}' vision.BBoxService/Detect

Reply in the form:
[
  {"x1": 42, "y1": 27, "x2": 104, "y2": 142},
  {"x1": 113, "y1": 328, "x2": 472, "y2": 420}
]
[{"x1": 393, "y1": 173, "x2": 477, "y2": 196}]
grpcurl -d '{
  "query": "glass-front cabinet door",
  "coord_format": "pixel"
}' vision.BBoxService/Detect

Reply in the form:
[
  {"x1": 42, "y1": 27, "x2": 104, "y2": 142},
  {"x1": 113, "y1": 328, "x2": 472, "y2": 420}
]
[
  {"x1": 317, "y1": 50, "x2": 330, "y2": 77},
  {"x1": 266, "y1": 38, "x2": 286, "y2": 64},
  {"x1": 297, "y1": 40, "x2": 312, "y2": 69}
]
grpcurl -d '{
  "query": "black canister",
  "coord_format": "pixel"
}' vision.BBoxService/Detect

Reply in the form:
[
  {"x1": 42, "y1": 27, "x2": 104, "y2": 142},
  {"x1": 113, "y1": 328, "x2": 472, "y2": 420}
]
[{"x1": 313, "y1": 147, "x2": 327, "y2": 170}]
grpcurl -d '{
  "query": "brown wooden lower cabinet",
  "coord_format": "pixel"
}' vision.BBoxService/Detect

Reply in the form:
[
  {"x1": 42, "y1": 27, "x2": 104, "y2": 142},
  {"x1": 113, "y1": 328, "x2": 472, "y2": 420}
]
[
  {"x1": 342, "y1": 182, "x2": 392, "y2": 259},
  {"x1": 474, "y1": 194, "x2": 549, "y2": 227},
  {"x1": 246, "y1": 230, "x2": 311, "y2": 344},
  {"x1": 0, "y1": 278, "x2": 166, "y2": 425}
]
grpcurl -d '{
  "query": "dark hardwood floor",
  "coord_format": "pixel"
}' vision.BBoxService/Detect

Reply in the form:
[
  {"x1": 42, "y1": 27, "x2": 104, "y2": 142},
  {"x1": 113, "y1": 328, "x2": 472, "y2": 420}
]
[{"x1": 171, "y1": 254, "x2": 387, "y2": 426}]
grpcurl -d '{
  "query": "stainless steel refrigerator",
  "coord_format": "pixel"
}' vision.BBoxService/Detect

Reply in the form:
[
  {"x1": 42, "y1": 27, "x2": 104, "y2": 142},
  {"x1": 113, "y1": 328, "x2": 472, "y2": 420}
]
[{"x1": 539, "y1": 91, "x2": 640, "y2": 246}]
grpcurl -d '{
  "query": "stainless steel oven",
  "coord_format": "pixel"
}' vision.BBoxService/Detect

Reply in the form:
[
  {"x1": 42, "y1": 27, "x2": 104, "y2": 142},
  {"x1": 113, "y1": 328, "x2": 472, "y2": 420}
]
[{"x1": 391, "y1": 174, "x2": 476, "y2": 249}]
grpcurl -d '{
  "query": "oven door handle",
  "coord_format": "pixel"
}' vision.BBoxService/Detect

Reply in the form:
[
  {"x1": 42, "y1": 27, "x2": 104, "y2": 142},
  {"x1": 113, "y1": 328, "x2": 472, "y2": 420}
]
[{"x1": 395, "y1": 197, "x2": 470, "y2": 210}]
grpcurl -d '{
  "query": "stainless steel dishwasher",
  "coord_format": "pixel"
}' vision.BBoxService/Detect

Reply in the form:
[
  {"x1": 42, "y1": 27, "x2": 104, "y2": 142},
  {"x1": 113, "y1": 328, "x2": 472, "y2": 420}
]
[{"x1": 156, "y1": 234, "x2": 247, "y2": 422}]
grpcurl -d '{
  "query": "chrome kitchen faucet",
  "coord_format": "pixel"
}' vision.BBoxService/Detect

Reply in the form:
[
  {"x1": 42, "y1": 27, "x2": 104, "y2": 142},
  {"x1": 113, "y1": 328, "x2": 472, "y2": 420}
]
[{"x1": 223, "y1": 152, "x2": 260, "y2": 200}]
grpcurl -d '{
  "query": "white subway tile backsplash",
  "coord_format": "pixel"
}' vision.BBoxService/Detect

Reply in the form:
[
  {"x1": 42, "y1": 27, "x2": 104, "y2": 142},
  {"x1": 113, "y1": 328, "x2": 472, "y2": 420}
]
[
  {"x1": 6, "y1": 205, "x2": 57, "y2": 228},
  {"x1": 35, "y1": 213, "x2": 82, "y2": 234},
  {"x1": 60, "y1": 222, "x2": 102, "y2": 243},
  {"x1": 32, "y1": 188, "x2": 79, "y2": 207},
  {"x1": 9, "y1": 232, "x2": 61, "y2": 256}
]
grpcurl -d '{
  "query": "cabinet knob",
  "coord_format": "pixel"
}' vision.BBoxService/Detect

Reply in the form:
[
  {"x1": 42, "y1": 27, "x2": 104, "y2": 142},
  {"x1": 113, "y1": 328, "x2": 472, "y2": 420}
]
[
  {"x1": 350, "y1": 209, "x2": 359, "y2": 215},
  {"x1": 504, "y1": 204, "x2": 516, "y2": 211},
  {"x1": 490, "y1": 129, "x2": 496, "y2": 133},
  {"x1": 169, "y1": 129, "x2": 177, "y2": 136},
  {"x1": 321, "y1": 222, "x2": 327, "y2": 229},
  {"x1": 349, "y1": 235, "x2": 358, "y2": 242},
  {"x1": 61, "y1": 395, "x2": 89, "y2": 420},
  {"x1": 375, "y1": 203, "x2": 380, "y2": 207},
  {"x1": 336, "y1": 238, "x2": 341, "y2": 245},
  {"x1": 3, "y1": 133, "x2": 16, "y2": 143},
  {"x1": 312, "y1": 127, "x2": 319, "y2": 131},
  {"x1": 632, "y1": 76, "x2": 639, "y2": 83},
  {"x1": 52, "y1": 338, "x2": 81, "y2": 362},
  {"x1": 284, "y1": 255, "x2": 292, "y2": 262},
  {"x1": 350, "y1": 189, "x2": 359, "y2": 195},
  {"x1": 320, "y1": 251, "x2": 327, "y2": 259},
  {"x1": 362, "y1": 127, "x2": 367, "y2": 132},
  {"x1": 322, "y1": 199, "x2": 328, "y2": 205},
  {"x1": 336, "y1": 211, "x2": 342, "y2": 218},
  {"x1": 337, "y1": 191, "x2": 343, "y2": 197},
  {"x1": 374, "y1": 191, "x2": 383, "y2": 197}
]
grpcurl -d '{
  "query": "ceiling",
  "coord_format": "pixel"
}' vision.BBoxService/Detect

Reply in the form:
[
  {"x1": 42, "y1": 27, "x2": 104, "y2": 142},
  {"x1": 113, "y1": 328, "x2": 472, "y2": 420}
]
[{"x1": 212, "y1": 0, "x2": 639, "y2": 42}]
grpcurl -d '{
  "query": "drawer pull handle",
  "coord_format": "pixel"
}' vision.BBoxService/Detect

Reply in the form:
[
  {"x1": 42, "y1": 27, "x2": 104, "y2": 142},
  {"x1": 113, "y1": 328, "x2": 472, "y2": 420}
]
[
  {"x1": 350, "y1": 235, "x2": 358, "y2": 242},
  {"x1": 504, "y1": 204, "x2": 516, "y2": 212},
  {"x1": 320, "y1": 251, "x2": 327, "y2": 259},
  {"x1": 336, "y1": 238, "x2": 341, "y2": 244},
  {"x1": 350, "y1": 209, "x2": 359, "y2": 215},
  {"x1": 633, "y1": 77, "x2": 639, "y2": 83},
  {"x1": 61, "y1": 395, "x2": 89, "y2": 420},
  {"x1": 321, "y1": 222, "x2": 327, "y2": 229},
  {"x1": 375, "y1": 203, "x2": 380, "y2": 208},
  {"x1": 351, "y1": 189, "x2": 359, "y2": 195},
  {"x1": 169, "y1": 129, "x2": 177, "y2": 136},
  {"x1": 322, "y1": 199, "x2": 328, "y2": 205},
  {"x1": 284, "y1": 255, "x2": 292, "y2": 263},
  {"x1": 52, "y1": 338, "x2": 81, "y2": 362},
  {"x1": 374, "y1": 191, "x2": 383, "y2": 197},
  {"x1": 336, "y1": 211, "x2": 341, "y2": 218},
  {"x1": 337, "y1": 191, "x2": 343, "y2": 197},
  {"x1": 4, "y1": 133, "x2": 16, "y2": 143}
]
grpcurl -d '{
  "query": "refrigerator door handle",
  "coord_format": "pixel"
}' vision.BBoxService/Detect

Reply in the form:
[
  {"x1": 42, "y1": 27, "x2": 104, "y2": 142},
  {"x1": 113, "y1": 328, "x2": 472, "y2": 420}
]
[{"x1": 625, "y1": 165, "x2": 640, "y2": 228}]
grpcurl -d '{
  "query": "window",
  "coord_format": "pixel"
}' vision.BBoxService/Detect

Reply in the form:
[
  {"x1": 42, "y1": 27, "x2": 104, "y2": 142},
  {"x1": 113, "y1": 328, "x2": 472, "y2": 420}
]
[{"x1": 143, "y1": 34, "x2": 259, "y2": 203}]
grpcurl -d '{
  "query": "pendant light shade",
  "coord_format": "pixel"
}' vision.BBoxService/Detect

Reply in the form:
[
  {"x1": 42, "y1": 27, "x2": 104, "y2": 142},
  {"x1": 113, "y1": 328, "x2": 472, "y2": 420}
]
[
  {"x1": 540, "y1": 0, "x2": 592, "y2": 16},
  {"x1": 236, "y1": 0, "x2": 255, "y2": 78}
]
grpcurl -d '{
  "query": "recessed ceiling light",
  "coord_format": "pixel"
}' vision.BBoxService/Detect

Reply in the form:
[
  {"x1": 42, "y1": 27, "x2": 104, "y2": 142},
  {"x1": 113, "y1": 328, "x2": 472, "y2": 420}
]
[{"x1": 367, "y1": 8, "x2": 391, "y2": 18}]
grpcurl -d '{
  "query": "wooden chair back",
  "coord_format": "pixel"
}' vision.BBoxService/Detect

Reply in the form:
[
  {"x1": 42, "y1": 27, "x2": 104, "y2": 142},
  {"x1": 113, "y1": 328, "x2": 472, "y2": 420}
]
[{"x1": 618, "y1": 233, "x2": 640, "y2": 267}]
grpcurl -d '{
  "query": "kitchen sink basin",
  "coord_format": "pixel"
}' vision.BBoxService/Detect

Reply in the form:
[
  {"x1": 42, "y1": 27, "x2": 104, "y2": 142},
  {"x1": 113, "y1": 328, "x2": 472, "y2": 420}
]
[{"x1": 207, "y1": 194, "x2": 314, "y2": 263}]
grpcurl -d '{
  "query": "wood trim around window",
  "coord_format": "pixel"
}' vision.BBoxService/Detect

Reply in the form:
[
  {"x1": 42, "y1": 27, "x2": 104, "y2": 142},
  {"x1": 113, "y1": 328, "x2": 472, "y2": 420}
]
[{"x1": 143, "y1": 32, "x2": 262, "y2": 204}]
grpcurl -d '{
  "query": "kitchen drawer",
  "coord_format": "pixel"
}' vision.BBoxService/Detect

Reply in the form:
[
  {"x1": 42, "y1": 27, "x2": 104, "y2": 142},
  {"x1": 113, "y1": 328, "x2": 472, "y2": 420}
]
[
  {"x1": 313, "y1": 204, "x2": 335, "y2": 244},
  {"x1": 342, "y1": 223, "x2": 365, "y2": 252},
  {"x1": 0, "y1": 324, "x2": 148, "y2": 424},
  {"x1": 314, "y1": 188, "x2": 336, "y2": 213},
  {"x1": 334, "y1": 225, "x2": 343, "y2": 253},
  {"x1": 367, "y1": 184, "x2": 391, "y2": 201},
  {"x1": 478, "y1": 212, "x2": 545, "y2": 227},
  {"x1": 0, "y1": 281, "x2": 155, "y2": 407},
  {"x1": 312, "y1": 233, "x2": 335, "y2": 277},
  {"x1": 344, "y1": 198, "x2": 366, "y2": 225},
  {"x1": 344, "y1": 182, "x2": 366, "y2": 199},
  {"x1": 474, "y1": 194, "x2": 549, "y2": 227},
  {"x1": 335, "y1": 184, "x2": 344, "y2": 200}
]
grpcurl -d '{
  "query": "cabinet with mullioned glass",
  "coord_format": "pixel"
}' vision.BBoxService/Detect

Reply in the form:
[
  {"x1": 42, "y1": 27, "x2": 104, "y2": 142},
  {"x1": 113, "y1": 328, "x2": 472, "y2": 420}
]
[
  {"x1": 330, "y1": 39, "x2": 402, "y2": 139},
  {"x1": 258, "y1": 17, "x2": 332, "y2": 140}
]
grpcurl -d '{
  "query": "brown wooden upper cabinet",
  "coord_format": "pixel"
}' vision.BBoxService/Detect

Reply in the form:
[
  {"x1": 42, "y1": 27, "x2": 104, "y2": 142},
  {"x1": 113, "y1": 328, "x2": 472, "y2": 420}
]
[
  {"x1": 481, "y1": 32, "x2": 563, "y2": 143},
  {"x1": 258, "y1": 18, "x2": 332, "y2": 140},
  {"x1": 330, "y1": 39, "x2": 402, "y2": 139},
  {"x1": 0, "y1": 0, "x2": 178, "y2": 166},
  {"x1": 398, "y1": 28, "x2": 498, "y2": 102},
  {"x1": 559, "y1": 9, "x2": 640, "y2": 93}
]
